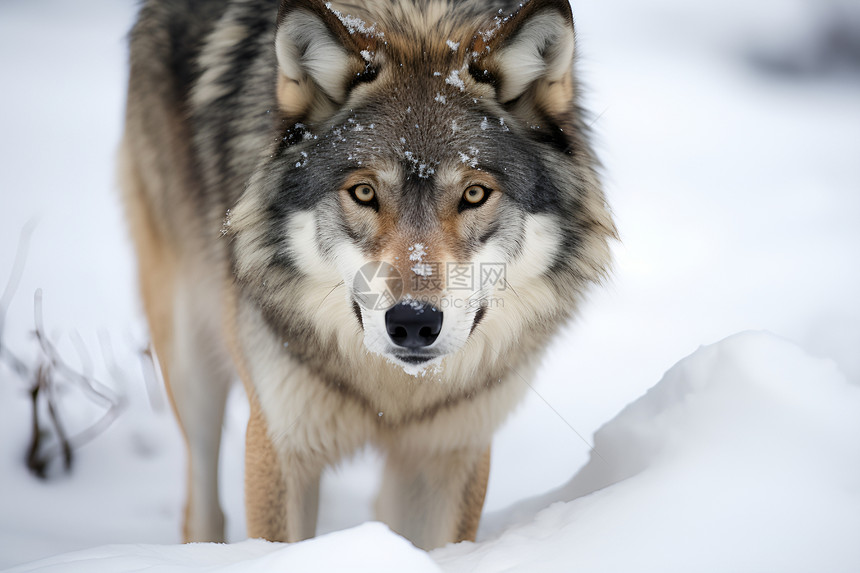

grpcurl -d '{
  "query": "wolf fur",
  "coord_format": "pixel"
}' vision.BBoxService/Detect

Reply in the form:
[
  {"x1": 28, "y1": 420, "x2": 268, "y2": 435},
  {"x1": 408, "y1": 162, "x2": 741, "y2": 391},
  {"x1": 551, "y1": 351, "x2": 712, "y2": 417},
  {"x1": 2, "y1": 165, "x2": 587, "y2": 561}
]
[{"x1": 121, "y1": 0, "x2": 615, "y2": 550}]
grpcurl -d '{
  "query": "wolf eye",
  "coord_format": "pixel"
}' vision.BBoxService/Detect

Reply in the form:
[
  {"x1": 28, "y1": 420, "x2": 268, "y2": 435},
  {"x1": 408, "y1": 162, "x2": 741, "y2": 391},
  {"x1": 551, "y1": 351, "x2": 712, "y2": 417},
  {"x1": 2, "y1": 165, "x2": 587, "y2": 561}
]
[
  {"x1": 459, "y1": 185, "x2": 491, "y2": 211},
  {"x1": 350, "y1": 184, "x2": 377, "y2": 209}
]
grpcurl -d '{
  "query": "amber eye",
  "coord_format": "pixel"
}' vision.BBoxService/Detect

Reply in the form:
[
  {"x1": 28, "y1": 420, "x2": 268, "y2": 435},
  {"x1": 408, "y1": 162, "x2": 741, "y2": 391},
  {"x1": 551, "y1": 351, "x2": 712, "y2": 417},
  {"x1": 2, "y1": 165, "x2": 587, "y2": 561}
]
[
  {"x1": 350, "y1": 184, "x2": 378, "y2": 210},
  {"x1": 464, "y1": 186, "x2": 485, "y2": 203},
  {"x1": 459, "y1": 185, "x2": 491, "y2": 211},
  {"x1": 353, "y1": 184, "x2": 375, "y2": 202}
]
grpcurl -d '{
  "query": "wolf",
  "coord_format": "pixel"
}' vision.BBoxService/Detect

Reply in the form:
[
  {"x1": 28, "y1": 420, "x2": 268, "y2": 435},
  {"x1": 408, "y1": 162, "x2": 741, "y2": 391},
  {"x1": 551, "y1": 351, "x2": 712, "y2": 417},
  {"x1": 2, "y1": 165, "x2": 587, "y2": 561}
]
[{"x1": 120, "y1": 0, "x2": 614, "y2": 550}]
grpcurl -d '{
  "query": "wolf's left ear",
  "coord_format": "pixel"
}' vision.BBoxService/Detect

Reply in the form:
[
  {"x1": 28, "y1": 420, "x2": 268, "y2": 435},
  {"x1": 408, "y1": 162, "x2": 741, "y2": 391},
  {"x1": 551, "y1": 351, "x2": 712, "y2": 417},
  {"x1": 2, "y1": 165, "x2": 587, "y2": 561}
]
[
  {"x1": 470, "y1": 0, "x2": 576, "y2": 121},
  {"x1": 275, "y1": 0, "x2": 377, "y2": 122}
]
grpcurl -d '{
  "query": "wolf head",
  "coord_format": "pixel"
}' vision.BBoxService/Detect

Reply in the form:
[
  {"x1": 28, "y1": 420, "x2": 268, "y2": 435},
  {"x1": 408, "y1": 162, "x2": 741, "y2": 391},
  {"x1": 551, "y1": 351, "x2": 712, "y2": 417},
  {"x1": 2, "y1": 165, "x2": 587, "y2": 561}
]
[{"x1": 230, "y1": 0, "x2": 615, "y2": 377}]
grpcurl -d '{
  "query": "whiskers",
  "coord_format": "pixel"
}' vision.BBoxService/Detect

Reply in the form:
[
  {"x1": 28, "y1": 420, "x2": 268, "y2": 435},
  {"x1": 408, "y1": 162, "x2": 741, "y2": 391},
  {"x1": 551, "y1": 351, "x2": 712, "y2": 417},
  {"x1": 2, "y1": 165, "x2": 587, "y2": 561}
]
[{"x1": 313, "y1": 280, "x2": 345, "y2": 315}]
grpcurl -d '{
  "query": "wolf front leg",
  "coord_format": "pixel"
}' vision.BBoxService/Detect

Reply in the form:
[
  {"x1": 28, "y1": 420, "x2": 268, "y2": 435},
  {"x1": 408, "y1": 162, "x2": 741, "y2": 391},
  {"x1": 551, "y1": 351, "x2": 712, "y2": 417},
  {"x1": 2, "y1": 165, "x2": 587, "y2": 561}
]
[
  {"x1": 376, "y1": 445, "x2": 491, "y2": 550},
  {"x1": 244, "y1": 398, "x2": 323, "y2": 542},
  {"x1": 121, "y1": 141, "x2": 233, "y2": 543}
]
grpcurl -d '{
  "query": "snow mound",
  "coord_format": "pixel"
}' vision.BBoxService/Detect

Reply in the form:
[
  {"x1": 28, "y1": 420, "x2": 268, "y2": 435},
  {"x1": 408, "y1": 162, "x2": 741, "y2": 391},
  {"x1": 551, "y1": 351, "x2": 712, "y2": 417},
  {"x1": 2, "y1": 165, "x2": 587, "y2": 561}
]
[
  {"x1": 436, "y1": 331, "x2": 860, "y2": 572},
  {"x1": 5, "y1": 332, "x2": 859, "y2": 572},
  {"x1": 4, "y1": 522, "x2": 441, "y2": 573}
]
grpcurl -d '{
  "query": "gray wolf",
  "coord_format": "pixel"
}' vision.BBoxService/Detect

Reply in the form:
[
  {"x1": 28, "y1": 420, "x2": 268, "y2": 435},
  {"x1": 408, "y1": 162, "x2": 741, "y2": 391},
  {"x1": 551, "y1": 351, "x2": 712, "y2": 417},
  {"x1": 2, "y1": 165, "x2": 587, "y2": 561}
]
[{"x1": 120, "y1": 0, "x2": 614, "y2": 550}]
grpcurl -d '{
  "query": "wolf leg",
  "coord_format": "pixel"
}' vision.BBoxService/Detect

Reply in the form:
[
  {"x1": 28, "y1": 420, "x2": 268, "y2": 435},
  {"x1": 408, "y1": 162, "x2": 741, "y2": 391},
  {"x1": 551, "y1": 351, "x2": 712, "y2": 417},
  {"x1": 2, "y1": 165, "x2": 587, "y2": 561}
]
[
  {"x1": 121, "y1": 142, "x2": 231, "y2": 543},
  {"x1": 244, "y1": 394, "x2": 322, "y2": 542},
  {"x1": 166, "y1": 272, "x2": 233, "y2": 543},
  {"x1": 376, "y1": 445, "x2": 491, "y2": 549}
]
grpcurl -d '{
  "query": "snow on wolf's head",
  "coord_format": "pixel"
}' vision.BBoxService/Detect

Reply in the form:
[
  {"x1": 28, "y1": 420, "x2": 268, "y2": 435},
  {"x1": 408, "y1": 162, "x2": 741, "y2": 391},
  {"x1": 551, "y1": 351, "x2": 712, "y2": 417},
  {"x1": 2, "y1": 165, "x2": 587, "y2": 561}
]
[{"x1": 230, "y1": 0, "x2": 615, "y2": 378}]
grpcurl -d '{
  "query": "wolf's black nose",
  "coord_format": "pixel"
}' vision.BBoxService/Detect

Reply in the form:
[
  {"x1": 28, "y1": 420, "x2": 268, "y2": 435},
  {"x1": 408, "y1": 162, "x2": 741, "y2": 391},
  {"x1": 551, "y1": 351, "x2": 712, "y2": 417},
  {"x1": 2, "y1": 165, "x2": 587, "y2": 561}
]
[{"x1": 385, "y1": 302, "x2": 443, "y2": 348}]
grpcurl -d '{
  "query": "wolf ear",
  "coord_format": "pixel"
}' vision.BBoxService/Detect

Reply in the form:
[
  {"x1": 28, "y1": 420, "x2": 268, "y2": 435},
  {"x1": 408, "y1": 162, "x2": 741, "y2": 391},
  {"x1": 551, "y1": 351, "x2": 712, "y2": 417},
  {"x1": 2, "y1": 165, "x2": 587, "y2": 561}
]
[
  {"x1": 275, "y1": 0, "x2": 377, "y2": 122},
  {"x1": 470, "y1": 0, "x2": 576, "y2": 121}
]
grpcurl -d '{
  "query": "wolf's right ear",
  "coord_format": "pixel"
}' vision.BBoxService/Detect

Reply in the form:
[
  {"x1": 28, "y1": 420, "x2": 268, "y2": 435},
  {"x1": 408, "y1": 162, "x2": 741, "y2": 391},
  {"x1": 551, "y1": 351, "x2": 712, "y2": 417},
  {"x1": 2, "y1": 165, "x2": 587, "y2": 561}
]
[
  {"x1": 470, "y1": 0, "x2": 577, "y2": 127},
  {"x1": 275, "y1": 0, "x2": 378, "y2": 122}
]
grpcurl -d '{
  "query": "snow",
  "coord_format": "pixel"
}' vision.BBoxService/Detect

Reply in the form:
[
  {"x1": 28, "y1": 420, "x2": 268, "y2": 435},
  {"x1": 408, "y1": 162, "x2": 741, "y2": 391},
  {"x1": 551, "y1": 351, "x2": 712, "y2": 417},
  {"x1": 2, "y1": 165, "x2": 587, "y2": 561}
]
[
  {"x1": 436, "y1": 333, "x2": 860, "y2": 572},
  {"x1": 1, "y1": 0, "x2": 859, "y2": 571},
  {"x1": 408, "y1": 243, "x2": 427, "y2": 261},
  {"x1": 7, "y1": 334, "x2": 859, "y2": 572},
  {"x1": 402, "y1": 151, "x2": 436, "y2": 179},
  {"x1": 324, "y1": 3, "x2": 383, "y2": 38},
  {"x1": 458, "y1": 147, "x2": 480, "y2": 168},
  {"x1": 220, "y1": 210, "x2": 233, "y2": 237},
  {"x1": 4, "y1": 523, "x2": 442, "y2": 573},
  {"x1": 412, "y1": 264, "x2": 433, "y2": 277},
  {"x1": 408, "y1": 244, "x2": 433, "y2": 280},
  {"x1": 444, "y1": 69, "x2": 466, "y2": 91}
]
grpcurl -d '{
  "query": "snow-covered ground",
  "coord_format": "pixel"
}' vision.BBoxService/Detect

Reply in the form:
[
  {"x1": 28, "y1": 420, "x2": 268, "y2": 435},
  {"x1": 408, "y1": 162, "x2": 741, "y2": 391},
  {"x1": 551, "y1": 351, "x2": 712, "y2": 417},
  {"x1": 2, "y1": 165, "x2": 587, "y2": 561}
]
[
  {"x1": 1, "y1": 0, "x2": 858, "y2": 571},
  {"x1": 5, "y1": 334, "x2": 860, "y2": 572}
]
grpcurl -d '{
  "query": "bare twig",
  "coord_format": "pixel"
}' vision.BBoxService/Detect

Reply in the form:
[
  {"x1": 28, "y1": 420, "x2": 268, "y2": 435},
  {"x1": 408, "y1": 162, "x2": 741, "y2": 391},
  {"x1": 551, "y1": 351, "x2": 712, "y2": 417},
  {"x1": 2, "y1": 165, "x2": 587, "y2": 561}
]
[
  {"x1": 25, "y1": 367, "x2": 46, "y2": 478},
  {"x1": 98, "y1": 331, "x2": 125, "y2": 388},
  {"x1": 70, "y1": 330, "x2": 95, "y2": 381},
  {"x1": 139, "y1": 343, "x2": 166, "y2": 412},
  {"x1": 43, "y1": 366, "x2": 73, "y2": 472},
  {"x1": 33, "y1": 290, "x2": 120, "y2": 408},
  {"x1": 0, "y1": 221, "x2": 36, "y2": 380},
  {"x1": 29, "y1": 291, "x2": 126, "y2": 469},
  {"x1": 2, "y1": 230, "x2": 129, "y2": 478},
  {"x1": 0, "y1": 220, "x2": 36, "y2": 315}
]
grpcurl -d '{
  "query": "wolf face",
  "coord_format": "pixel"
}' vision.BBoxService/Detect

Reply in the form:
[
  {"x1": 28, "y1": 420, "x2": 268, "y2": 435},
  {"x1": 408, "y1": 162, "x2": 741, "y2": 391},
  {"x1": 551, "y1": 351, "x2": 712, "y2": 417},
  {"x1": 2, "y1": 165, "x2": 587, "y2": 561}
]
[{"x1": 230, "y1": 0, "x2": 615, "y2": 376}]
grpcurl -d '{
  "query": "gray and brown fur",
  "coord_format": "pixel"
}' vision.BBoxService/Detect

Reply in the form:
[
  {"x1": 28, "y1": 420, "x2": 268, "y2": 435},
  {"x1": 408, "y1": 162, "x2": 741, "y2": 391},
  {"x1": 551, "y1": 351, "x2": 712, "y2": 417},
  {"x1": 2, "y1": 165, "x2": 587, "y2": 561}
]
[{"x1": 121, "y1": 0, "x2": 615, "y2": 550}]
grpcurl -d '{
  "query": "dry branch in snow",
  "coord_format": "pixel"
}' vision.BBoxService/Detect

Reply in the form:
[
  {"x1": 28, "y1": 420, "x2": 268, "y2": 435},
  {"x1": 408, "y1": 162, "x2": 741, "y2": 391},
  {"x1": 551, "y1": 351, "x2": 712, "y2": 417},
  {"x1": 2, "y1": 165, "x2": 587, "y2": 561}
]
[{"x1": 0, "y1": 225, "x2": 126, "y2": 478}]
